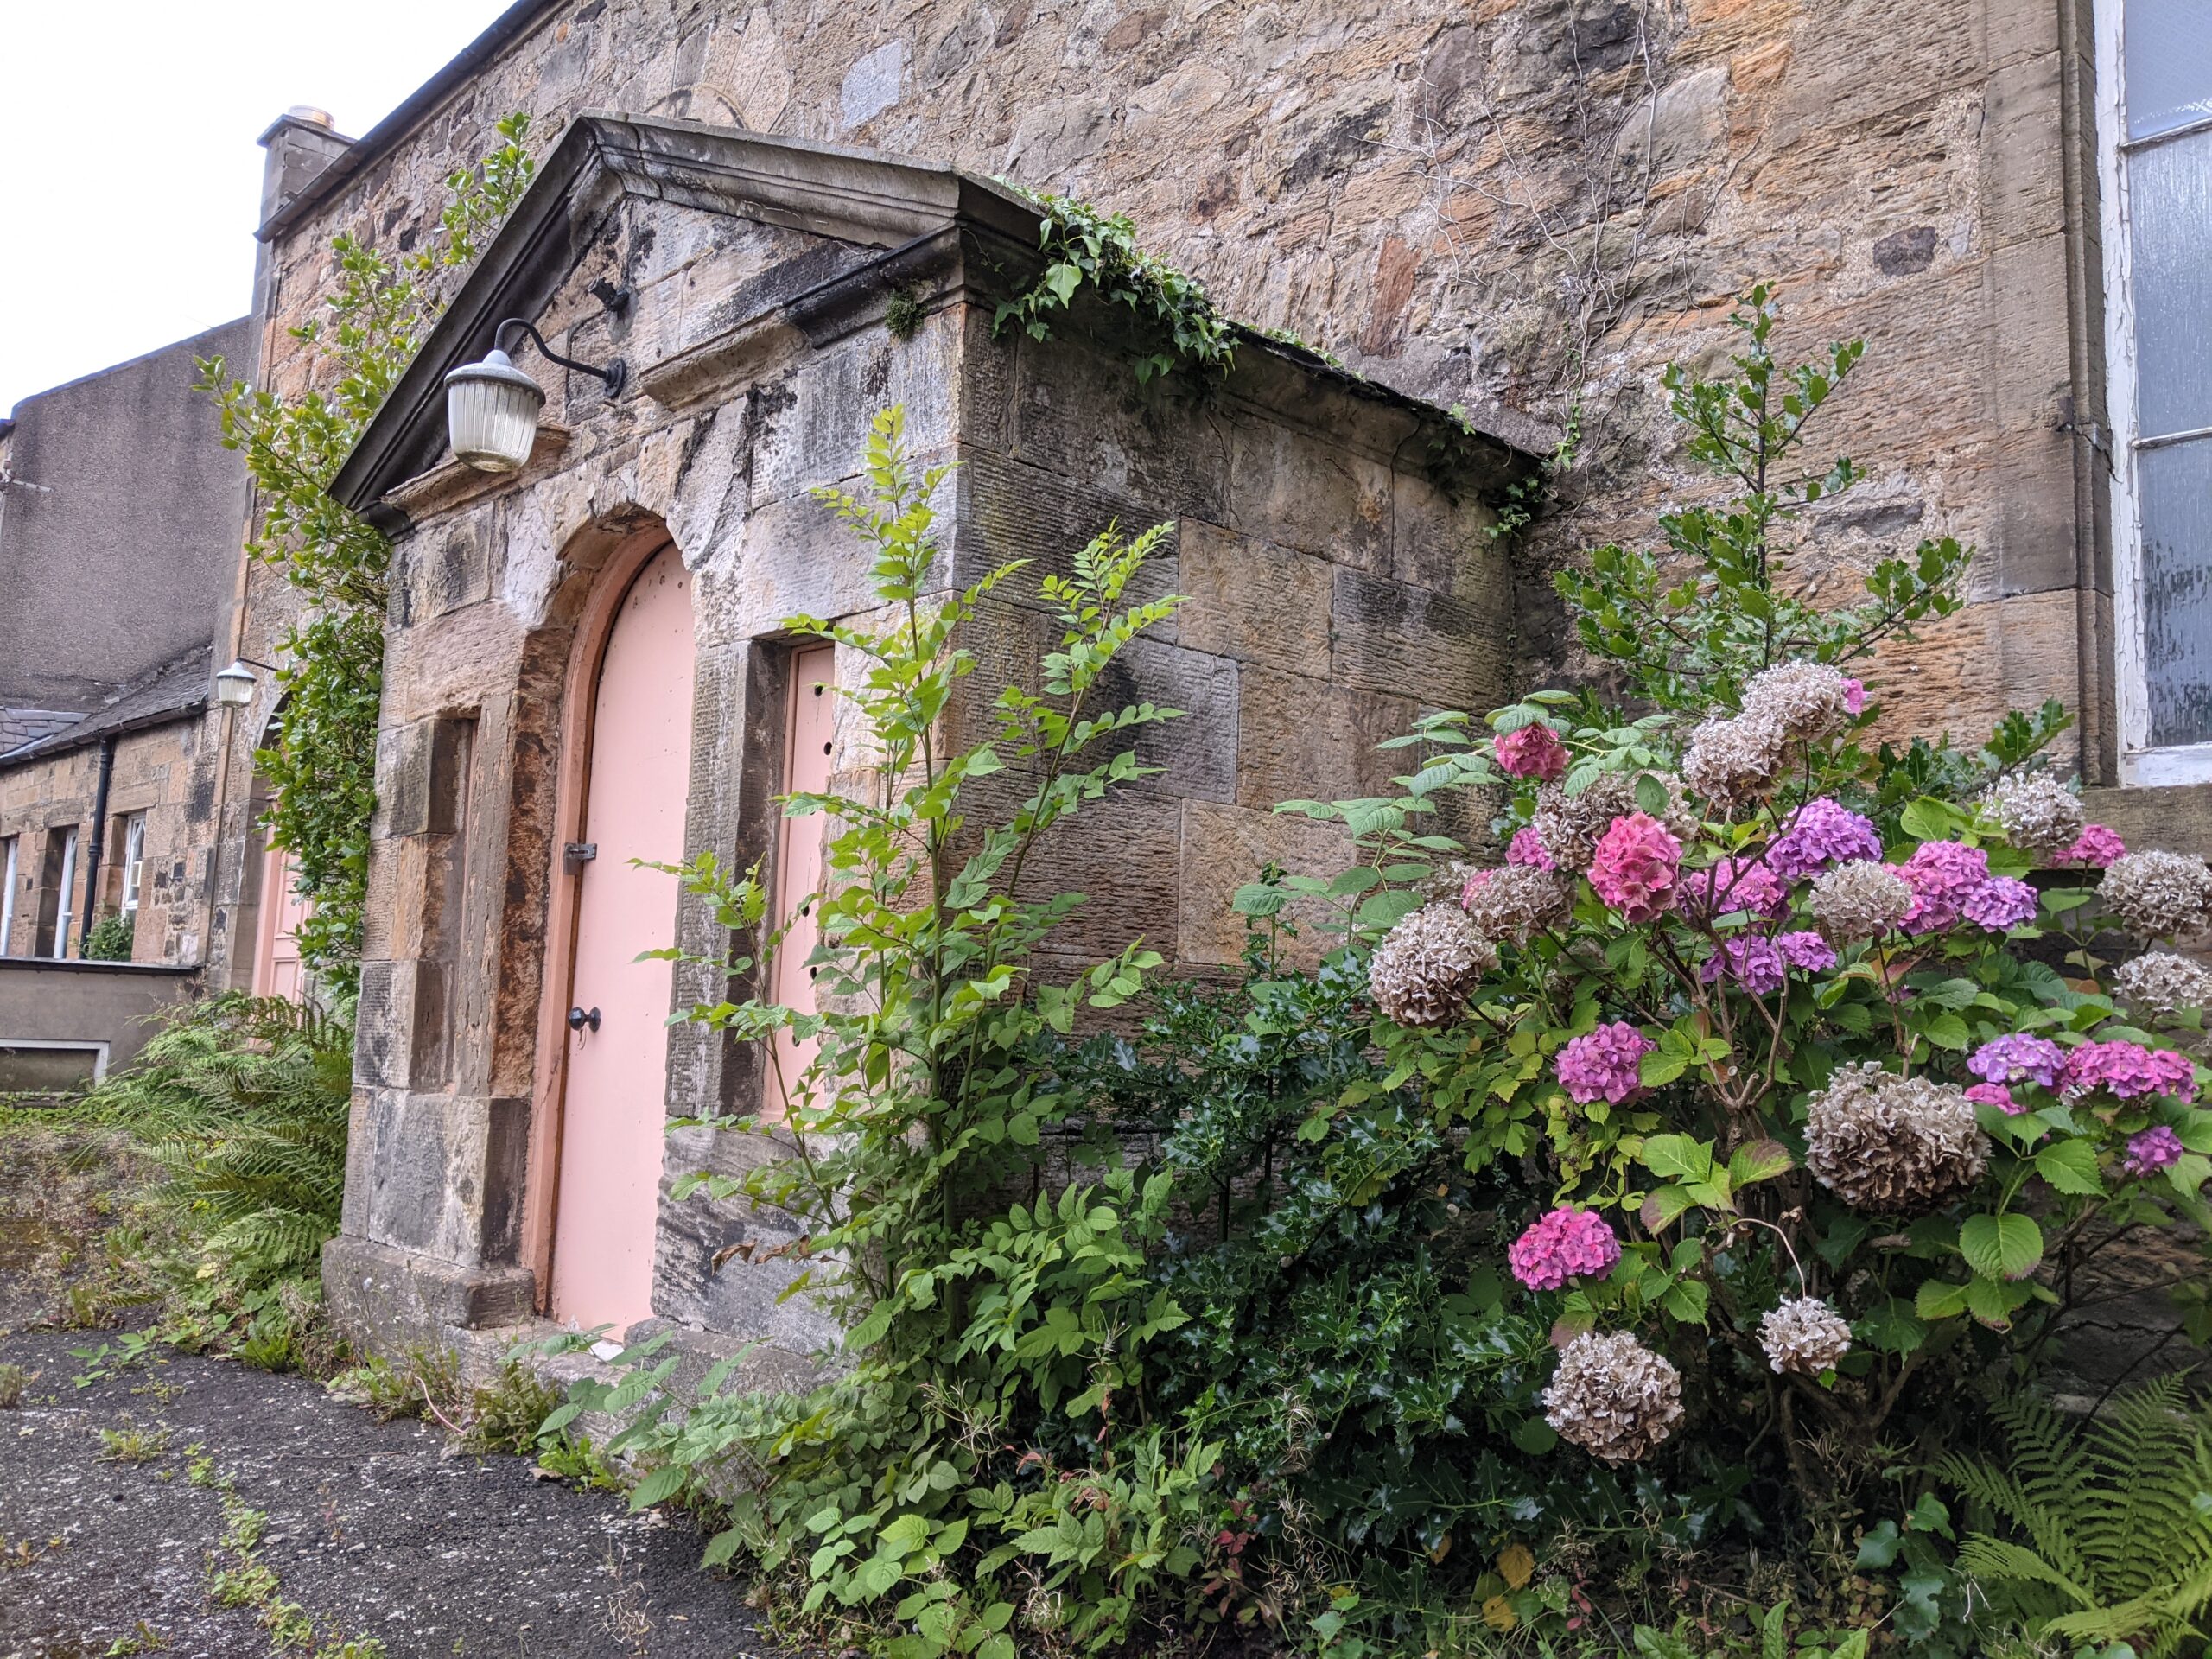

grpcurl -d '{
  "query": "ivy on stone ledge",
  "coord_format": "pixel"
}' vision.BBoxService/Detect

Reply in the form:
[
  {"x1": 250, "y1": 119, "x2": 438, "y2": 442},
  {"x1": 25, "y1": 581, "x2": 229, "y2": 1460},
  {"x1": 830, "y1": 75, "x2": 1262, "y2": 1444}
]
[{"x1": 993, "y1": 186, "x2": 1236, "y2": 385}]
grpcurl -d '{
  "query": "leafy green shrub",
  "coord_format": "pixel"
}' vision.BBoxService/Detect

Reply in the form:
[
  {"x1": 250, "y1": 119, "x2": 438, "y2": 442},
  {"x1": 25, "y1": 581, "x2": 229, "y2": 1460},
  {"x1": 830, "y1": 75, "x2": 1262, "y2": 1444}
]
[
  {"x1": 1938, "y1": 1377, "x2": 2212, "y2": 1657},
  {"x1": 563, "y1": 296, "x2": 2212, "y2": 1656},
  {"x1": 83, "y1": 912, "x2": 135, "y2": 961},
  {"x1": 545, "y1": 406, "x2": 1197, "y2": 1657}
]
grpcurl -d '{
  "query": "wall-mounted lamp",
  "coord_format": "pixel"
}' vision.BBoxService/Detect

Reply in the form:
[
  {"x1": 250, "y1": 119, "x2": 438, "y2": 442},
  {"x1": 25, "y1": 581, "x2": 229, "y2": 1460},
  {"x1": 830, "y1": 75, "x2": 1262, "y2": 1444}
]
[
  {"x1": 214, "y1": 657, "x2": 278, "y2": 708},
  {"x1": 443, "y1": 318, "x2": 626, "y2": 474}
]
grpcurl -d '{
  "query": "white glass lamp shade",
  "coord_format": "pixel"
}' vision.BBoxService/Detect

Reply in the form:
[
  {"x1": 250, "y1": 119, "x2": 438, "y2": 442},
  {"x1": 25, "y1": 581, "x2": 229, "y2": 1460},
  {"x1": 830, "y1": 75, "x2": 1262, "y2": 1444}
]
[
  {"x1": 213, "y1": 659, "x2": 257, "y2": 708},
  {"x1": 444, "y1": 348, "x2": 546, "y2": 472}
]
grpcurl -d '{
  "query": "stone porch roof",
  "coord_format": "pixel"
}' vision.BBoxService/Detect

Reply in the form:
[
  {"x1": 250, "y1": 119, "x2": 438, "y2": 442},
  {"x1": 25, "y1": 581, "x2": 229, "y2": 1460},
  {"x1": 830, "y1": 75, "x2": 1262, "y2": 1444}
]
[{"x1": 330, "y1": 115, "x2": 1531, "y2": 517}]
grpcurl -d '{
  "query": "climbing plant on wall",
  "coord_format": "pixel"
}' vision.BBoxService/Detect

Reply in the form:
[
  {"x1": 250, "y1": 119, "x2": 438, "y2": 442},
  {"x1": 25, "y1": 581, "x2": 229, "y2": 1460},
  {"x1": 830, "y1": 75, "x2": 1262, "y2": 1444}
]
[{"x1": 194, "y1": 113, "x2": 537, "y2": 996}]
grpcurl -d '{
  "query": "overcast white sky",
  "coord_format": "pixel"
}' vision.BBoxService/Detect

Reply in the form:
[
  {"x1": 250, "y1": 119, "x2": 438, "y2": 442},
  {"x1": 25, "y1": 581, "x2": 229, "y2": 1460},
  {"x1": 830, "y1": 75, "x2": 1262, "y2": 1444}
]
[{"x1": 0, "y1": 2, "x2": 517, "y2": 414}]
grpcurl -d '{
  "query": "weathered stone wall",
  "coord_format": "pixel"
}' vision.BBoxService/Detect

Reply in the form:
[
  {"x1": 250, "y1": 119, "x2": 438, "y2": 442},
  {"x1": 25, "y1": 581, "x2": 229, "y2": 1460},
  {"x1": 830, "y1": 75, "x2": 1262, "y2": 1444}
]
[
  {"x1": 0, "y1": 714, "x2": 220, "y2": 965},
  {"x1": 253, "y1": 0, "x2": 2106, "y2": 778}
]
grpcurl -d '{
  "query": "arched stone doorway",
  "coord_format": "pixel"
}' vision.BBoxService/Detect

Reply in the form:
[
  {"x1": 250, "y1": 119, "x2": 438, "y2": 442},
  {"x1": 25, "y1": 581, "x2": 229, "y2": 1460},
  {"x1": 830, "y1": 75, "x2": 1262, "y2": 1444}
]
[{"x1": 543, "y1": 538, "x2": 696, "y2": 1333}]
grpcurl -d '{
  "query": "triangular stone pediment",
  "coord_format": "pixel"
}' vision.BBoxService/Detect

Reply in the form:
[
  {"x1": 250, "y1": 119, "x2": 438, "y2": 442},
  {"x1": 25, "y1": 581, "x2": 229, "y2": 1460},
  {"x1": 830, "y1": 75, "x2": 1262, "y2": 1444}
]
[{"x1": 333, "y1": 115, "x2": 1040, "y2": 512}]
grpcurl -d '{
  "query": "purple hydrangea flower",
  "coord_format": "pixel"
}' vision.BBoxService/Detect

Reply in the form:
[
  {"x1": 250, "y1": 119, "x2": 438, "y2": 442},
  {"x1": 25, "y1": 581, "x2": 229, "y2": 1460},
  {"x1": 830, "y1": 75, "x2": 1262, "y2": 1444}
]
[
  {"x1": 1508, "y1": 1207, "x2": 1623, "y2": 1291},
  {"x1": 1898, "y1": 841, "x2": 1992, "y2": 935},
  {"x1": 1701, "y1": 936, "x2": 1787, "y2": 995},
  {"x1": 1678, "y1": 857, "x2": 1790, "y2": 922},
  {"x1": 2123, "y1": 1124, "x2": 2186, "y2": 1177},
  {"x1": 1968, "y1": 1034, "x2": 2067, "y2": 1091},
  {"x1": 1769, "y1": 798, "x2": 1884, "y2": 880},
  {"x1": 1556, "y1": 1022, "x2": 1654, "y2": 1104},
  {"x1": 1778, "y1": 931, "x2": 1838, "y2": 973},
  {"x1": 1963, "y1": 876, "x2": 2040, "y2": 932}
]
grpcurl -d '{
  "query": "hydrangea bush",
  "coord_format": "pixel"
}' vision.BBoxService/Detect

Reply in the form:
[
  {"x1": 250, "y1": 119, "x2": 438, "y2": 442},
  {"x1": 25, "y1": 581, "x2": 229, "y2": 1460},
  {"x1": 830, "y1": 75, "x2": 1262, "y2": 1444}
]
[{"x1": 1250, "y1": 293, "x2": 2212, "y2": 1509}]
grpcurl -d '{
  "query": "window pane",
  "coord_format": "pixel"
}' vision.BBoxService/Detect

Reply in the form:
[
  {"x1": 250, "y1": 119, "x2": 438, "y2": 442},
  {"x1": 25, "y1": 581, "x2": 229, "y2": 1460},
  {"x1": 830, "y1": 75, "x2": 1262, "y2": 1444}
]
[
  {"x1": 2139, "y1": 435, "x2": 2212, "y2": 745},
  {"x1": 2127, "y1": 0, "x2": 2212, "y2": 139},
  {"x1": 2128, "y1": 124, "x2": 2212, "y2": 435}
]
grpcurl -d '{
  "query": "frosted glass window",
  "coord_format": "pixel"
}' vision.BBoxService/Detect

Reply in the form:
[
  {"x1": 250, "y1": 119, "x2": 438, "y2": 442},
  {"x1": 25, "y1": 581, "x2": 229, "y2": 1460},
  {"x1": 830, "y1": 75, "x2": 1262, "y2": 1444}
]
[
  {"x1": 2139, "y1": 436, "x2": 2212, "y2": 746},
  {"x1": 2126, "y1": 0, "x2": 2212, "y2": 138},
  {"x1": 2128, "y1": 125, "x2": 2212, "y2": 435}
]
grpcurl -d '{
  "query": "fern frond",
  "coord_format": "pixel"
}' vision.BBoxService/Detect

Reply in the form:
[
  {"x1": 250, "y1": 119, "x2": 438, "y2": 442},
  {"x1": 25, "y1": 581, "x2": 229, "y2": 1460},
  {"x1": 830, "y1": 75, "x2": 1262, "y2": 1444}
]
[{"x1": 1952, "y1": 1536, "x2": 2095, "y2": 1610}]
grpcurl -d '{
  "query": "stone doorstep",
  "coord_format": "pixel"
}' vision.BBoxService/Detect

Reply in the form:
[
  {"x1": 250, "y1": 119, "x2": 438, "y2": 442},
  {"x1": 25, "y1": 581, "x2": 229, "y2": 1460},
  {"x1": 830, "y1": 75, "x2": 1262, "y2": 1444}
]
[{"x1": 321, "y1": 1232, "x2": 830, "y2": 1450}]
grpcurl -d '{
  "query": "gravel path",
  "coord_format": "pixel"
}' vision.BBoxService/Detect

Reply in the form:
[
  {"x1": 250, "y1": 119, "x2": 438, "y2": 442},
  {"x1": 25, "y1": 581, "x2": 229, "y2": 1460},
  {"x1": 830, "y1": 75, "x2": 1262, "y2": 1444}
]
[{"x1": 0, "y1": 1327, "x2": 786, "y2": 1659}]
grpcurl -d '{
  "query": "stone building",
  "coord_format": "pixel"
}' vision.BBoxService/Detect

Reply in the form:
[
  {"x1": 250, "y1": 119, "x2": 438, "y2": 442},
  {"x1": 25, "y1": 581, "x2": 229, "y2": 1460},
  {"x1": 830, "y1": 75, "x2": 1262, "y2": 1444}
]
[
  {"x1": 310, "y1": 115, "x2": 1523, "y2": 1364},
  {"x1": 157, "y1": 0, "x2": 2209, "y2": 1373},
  {"x1": 0, "y1": 325, "x2": 258, "y2": 1083}
]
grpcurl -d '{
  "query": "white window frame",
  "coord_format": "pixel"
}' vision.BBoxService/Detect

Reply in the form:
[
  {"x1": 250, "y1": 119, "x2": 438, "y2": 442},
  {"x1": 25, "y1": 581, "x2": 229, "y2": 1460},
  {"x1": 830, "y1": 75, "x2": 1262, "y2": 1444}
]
[
  {"x1": 2097, "y1": 0, "x2": 2212, "y2": 783},
  {"x1": 119, "y1": 812, "x2": 146, "y2": 915},
  {"x1": 51, "y1": 826, "x2": 78, "y2": 959},
  {"x1": 0, "y1": 836, "x2": 16, "y2": 957}
]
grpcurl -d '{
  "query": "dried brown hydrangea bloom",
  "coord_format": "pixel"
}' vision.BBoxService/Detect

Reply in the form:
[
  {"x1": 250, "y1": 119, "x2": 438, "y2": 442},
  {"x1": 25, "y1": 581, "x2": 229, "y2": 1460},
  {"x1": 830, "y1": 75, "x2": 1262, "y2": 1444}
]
[
  {"x1": 1532, "y1": 773, "x2": 1639, "y2": 873},
  {"x1": 1542, "y1": 1332, "x2": 1686, "y2": 1464},
  {"x1": 1805, "y1": 1062, "x2": 1989, "y2": 1214},
  {"x1": 1741, "y1": 661, "x2": 1859, "y2": 743},
  {"x1": 1681, "y1": 710, "x2": 1786, "y2": 806},
  {"x1": 1758, "y1": 1297, "x2": 1854, "y2": 1375},
  {"x1": 2099, "y1": 850, "x2": 2212, "y2": 939},
  {"x1": 1981, "y1": 773, "x2": 2087, "y2": 855},
  {"x1": 1806, "y1": 860, "x2": 1914, "y2": 941},
  {"x1": 1462, "y1": 865, "x2": 1574, "y2": 946},
  {"x1": 1368, "y1": 903, "x2": 1498, "y2": 1028},
  {"x1": 2111, "y1": 950, "x2": 2212, "y2": 1015}
]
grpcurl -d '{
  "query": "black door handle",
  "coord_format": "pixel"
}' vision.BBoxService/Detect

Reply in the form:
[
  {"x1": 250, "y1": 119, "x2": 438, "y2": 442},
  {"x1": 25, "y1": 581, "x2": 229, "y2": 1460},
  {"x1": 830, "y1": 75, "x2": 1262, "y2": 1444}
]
[{"x1": 567, "y1": 1006, "x2": 601, "y2": 1033}]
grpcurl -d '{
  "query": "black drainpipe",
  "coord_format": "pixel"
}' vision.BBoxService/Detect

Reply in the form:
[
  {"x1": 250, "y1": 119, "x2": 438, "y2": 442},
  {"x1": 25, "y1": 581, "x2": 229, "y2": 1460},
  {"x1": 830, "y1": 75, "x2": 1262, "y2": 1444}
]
[{"x1": 77, "y1": 735, "x2": 117, "y2": 954}]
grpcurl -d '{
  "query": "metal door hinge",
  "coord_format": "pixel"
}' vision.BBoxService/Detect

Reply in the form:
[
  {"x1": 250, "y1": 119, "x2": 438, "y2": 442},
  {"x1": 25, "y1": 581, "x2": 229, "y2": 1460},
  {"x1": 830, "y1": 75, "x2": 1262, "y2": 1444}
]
[{"x1": 563, "y1": 841, "x2": 597, "y2": 874}]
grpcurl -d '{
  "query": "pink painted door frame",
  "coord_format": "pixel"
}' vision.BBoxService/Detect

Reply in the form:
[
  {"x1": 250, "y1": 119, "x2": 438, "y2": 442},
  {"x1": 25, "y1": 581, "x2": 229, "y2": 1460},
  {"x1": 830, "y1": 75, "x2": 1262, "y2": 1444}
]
[
  {"x1": 533, "y1": 539, "x2": 696, "y2": 1335},
  {"x1": 765, "y1": 646, "x2": 835, "y2": 1119},
  {"x1": 251, "y1": 840, "x2": 308, "y2": 1001}
]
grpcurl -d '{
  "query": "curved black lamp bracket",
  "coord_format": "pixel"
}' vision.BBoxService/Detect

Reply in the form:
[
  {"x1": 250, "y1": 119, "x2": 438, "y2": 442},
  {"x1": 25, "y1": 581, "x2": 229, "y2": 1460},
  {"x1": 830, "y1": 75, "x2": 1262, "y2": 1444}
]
[{"x1": 494, "y1": 317, "x2": 626, "y2": 398}]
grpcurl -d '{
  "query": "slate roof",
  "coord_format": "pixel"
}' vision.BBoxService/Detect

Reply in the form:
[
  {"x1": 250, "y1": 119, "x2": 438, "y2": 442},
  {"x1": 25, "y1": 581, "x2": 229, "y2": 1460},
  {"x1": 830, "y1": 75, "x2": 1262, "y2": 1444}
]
[{"x1": 0, "y1": 645, "x2": 211, "y2": 763}]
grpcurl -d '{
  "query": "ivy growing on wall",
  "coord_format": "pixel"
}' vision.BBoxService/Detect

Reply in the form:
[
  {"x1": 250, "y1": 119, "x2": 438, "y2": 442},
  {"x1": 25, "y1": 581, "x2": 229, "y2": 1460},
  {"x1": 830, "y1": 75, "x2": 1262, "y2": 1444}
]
[
  {"x1": 195, "y1": 114, "x2": 536, "y2": 996},
  {"x1": 993, "y1": 186, "x2": 1237, "y2": 384}
]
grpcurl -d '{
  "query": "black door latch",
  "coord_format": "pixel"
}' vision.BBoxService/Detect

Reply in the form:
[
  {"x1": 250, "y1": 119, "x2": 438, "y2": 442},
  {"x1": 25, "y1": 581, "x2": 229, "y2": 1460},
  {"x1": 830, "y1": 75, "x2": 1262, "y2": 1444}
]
[{"x1": 567, "y1": 1005, "x2": 601, "y2": 1033}]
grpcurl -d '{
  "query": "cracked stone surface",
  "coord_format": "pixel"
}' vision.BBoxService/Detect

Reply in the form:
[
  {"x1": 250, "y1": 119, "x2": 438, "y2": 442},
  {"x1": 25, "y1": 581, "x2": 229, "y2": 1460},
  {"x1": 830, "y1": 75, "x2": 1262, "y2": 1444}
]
[{"x1": 0, "y1": 1328, "x2": 787, "y2": 1659}]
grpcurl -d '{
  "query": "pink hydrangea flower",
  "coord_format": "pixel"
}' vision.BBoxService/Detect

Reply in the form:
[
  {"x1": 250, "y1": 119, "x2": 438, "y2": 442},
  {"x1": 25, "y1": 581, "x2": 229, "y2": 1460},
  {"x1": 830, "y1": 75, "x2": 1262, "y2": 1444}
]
[
  {"x1": 1506, "y1": 826, "x2": 1555, "y2": 870},
  {"x1": 1965, "y1": 1082, "x2": 2026, "y2": 1116},
  {"x1": 1842, "y1": 678, "x2": 1867, "y2": 715},
  {"x1": 2123, "y1": 1124, "x2": 2186, "y2": 1177},
  {"x1": 1769, "y1": 798, "x2": 1883, "y2": 879},
  {"x1": 1898, "y1": 841, "x2": 1992, "y2": 935},
  {"x1": 1556, "y1": 1022, "x2": 1654, "y2": 1104},
  {"x1": 1677, "y1": 857, "x2": 1789, "y2": 922},
  {"x1": 1778, "y1": 931, "x2": 1838, "y2": 973},
  {"x1": 1507, "y1": 1206, "x2": 1623, "y2": 1291},
  {"x1": 1969, "y1": 1034, "x2": 2066, "y2": 1090},
  {"x1": 1588, "y1": 813, "x2": 1682, "y2": 923},
  {"x1": 2061, "y1": 1040, "x2": 2199, "y2": 1103},
  {"x1": 2056, "y1": 824, "x2": 2125, "y2": 868},
  {"x1": 1461, "y1": 868, "x2": 1495, "y2": 907},
  {"x1": 1495, "y1": 723, "x2": 1569, "y2": 782},
  {"x1": 1963, "y1": 876, "x2": 2040, "y2": 932}
]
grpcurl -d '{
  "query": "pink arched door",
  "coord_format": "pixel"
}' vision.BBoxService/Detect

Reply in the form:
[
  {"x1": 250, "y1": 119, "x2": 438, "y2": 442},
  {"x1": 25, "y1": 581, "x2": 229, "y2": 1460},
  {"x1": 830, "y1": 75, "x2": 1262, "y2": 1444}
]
[
  {"x1": 254, "y1": 841, "x2": 308, "y2": 1001},
  {"x1": 550, "y1": 544, "x2": 695, "y2": 1334}
]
